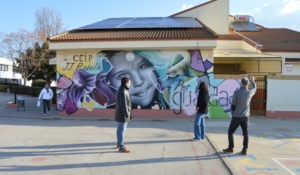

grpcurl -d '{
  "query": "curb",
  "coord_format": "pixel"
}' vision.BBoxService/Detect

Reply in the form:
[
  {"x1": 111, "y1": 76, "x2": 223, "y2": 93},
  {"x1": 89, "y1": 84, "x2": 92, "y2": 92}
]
[
  {"x1": 0, "y1": 115, "x2": 195, "y2": 122},
  {"x1": 206, "y1": 134, "x2": 239, "y2": 175}
]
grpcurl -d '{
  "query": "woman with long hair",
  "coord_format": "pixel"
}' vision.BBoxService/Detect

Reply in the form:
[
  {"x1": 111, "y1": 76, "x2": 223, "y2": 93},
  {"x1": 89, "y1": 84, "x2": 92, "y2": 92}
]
[{"x1": 193, "y1": 81, "x2": 209, "y2": 140}]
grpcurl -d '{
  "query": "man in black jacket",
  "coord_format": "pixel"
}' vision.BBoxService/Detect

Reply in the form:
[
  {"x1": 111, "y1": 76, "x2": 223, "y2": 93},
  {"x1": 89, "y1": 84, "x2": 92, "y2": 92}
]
[{"x1": 115, "y1": 77, "x2": 132, "y2": 153}]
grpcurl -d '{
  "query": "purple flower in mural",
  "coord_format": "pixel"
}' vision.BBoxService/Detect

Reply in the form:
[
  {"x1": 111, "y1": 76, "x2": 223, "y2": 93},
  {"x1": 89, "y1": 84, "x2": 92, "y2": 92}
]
[
  {"x1": 190, "y1": 50, "x2": 213, "y2": 72},
  {"x1": 69, "y1": 69, "x2": 97, "y2": 105},
  {"x1": 57, "y1": 89, "x2": 69, "y2": 111},
  {"x1": 93, "y1": 73, "x2": 117, "y2": 106},
  {"x1": 57, "y1": 76, "x2": 72, "y2": 89},
  {"x1": 56, "y1": 74, "x2": 79, "y2": 115}
]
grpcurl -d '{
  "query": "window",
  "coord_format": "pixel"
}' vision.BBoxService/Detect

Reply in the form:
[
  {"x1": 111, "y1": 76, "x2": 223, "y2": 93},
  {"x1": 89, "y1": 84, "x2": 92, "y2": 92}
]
[
  {"x1": 0, "y1": 64, "x2": 9, "y2": 71},
  {"x1": 285, "y1": 58, "x2": 300, "y2": 63}
]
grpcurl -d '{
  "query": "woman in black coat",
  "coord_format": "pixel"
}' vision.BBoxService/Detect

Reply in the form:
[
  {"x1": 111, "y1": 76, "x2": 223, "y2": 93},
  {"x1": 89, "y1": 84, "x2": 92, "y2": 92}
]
[{"x1": 193, "y1": 82, "x2": 209, "y2": 140}]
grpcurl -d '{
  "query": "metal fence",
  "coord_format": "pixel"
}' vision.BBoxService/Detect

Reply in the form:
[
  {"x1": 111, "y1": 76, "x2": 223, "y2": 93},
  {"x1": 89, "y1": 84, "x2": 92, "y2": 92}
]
[{"x1": 249, "y1": 76, "x2": 266, "y2": 115}]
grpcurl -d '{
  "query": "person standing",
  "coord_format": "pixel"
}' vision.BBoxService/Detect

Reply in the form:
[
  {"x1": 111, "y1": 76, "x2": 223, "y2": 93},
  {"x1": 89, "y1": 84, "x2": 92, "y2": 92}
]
[
  {"x1": 38, "y1": 83, "x2": 53, "y2": 116},
  {"x1": 223, "y1": 76, "x2": 257, "y2": 155},
  {"x1": 115, "y1": 77, "x2": 132, "y2": 153},
  {"x1": 193, "y1": 82, "x2": 209, "y2": 140}
]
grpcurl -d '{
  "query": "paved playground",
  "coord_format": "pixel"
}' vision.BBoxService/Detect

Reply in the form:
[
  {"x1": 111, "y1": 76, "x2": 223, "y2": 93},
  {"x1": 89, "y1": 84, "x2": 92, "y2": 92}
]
[{"x1": 0, "y1": 92, "x2": 300, "y2": 175}]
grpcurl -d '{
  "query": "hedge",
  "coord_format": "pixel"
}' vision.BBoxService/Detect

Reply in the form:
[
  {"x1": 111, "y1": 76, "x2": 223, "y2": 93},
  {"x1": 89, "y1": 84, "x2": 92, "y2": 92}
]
[
  {"x1": 32, "y1": 79, "x2": 48, "y2": 87},
  {"x1": 11, "y1": 86, "x2": 57, "y2": 104},
  {"x1": 0, "y1": 85, "x2": 10, "y2": 92}
]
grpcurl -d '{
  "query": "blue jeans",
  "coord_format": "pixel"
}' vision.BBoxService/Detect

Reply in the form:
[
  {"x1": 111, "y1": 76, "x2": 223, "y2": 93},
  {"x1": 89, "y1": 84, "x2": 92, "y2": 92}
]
[
  {"x1": 43, "y1": 99, "x2": 50, "y2": 114},
  {"x1": 194, "y1": 113, "x2": 206, "y2": 139},
  {"x1": 117, "y1": 122, "x2": 127, "y2": 148}
]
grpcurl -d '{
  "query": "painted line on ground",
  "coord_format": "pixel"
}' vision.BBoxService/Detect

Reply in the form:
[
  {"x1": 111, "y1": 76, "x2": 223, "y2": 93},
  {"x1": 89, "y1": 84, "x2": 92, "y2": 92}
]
[
  {"x1": 273, "y1": 142, "x2": 290, "y2": 148},
  {"x1": 272, "y1": 158, "x2": 297, "y2": 175},
  {"x1": 187, "y1": 132, "x2": 205, "y2": 175}
]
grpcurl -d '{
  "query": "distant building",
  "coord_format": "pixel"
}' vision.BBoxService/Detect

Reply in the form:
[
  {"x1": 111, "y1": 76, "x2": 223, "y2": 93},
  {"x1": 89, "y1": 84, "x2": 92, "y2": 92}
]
[{"x1": 0, "y1": 57, "x2": 22, "y2": 85}]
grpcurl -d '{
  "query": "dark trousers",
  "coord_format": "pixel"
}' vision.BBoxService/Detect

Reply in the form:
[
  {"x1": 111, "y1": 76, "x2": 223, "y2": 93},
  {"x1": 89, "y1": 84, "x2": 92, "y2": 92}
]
[
  {"x1": 228, "y1": 117, "x2": 249, "y2": 151},
  {"x1": 43, "y1": 99, "x2": 50, "y2": 114}
]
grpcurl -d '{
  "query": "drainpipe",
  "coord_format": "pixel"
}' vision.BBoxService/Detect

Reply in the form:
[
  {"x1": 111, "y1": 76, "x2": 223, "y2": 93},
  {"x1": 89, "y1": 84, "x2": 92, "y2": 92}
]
[{"x1": 233, "y1": 31, "x2": 263, "y2": 53}]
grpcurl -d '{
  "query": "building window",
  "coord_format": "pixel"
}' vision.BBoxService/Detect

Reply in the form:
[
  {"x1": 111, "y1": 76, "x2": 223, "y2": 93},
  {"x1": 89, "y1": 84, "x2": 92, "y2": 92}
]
[
  {"x1": 285, "y1": 58, "x2": 300, "y2": 63},
  {"x1": 0, "y1": 64, "x2": 8, "y2": 71}
]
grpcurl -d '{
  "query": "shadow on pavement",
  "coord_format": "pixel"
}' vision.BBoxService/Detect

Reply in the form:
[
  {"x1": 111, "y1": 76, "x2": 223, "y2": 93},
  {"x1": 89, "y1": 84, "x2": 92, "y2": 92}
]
[{"x1": 0, "y1": 155, "x2": 220, "y2": 172}]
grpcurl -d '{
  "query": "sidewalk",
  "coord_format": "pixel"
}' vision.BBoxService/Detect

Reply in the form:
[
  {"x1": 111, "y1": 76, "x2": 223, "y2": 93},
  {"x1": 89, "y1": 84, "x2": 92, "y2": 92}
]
[{"x1": 1, "y1": 93, "x2": 300, "y2": 175}]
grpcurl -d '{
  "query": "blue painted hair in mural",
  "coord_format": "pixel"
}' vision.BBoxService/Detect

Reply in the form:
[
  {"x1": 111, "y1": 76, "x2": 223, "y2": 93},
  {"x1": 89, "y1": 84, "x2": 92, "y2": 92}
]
[{"x1": 101, "y1": 50, "x2": 195, "y2": 109}]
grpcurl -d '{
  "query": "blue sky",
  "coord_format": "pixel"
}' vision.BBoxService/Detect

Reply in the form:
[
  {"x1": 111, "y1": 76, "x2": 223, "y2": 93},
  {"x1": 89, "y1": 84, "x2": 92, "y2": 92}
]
[{"x1": 1, "y1": 0, "x2": 300, "y2": 34}]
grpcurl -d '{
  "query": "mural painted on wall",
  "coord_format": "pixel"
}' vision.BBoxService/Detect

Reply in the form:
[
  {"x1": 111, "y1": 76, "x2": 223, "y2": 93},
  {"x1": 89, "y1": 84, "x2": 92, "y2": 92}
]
[{"x1": 56, "y1": 50, "x2": 240, "y2": 118}]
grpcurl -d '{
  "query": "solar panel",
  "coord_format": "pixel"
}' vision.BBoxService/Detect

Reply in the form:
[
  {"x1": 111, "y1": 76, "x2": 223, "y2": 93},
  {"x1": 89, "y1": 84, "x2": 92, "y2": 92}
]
[
  {"x1": 160, "y1": 17, "x2": 202, "y2": 28},
  {"x1": 244, "y1": 22, "x2": 259, "y2": 31},
  {"x1": 78, "y1": 18, "x2": 134, "y2": 29},
  {"x1": 119, "y1": 17, "x2": 162, "y2": 28},
  {"x1": 76, "y1": 17, "x2": 203, "y2": 30},
  {"x1": 232, "y1": 22, "x2": 258, "y2": 31}
]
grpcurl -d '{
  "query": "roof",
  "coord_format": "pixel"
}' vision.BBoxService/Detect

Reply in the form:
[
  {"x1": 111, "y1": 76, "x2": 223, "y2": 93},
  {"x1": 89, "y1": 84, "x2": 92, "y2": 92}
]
[
  {"x1": 49, "y1": 27, "x2": 218, "y2": 42},
  {"x1": 77, "y1": 17, "x2": 203, "y2": 30},
  {"x1": 170, "y1": 0, "x2": 217, "y2": 17},
  {"x1": 219, "y1": 29, "x2": 300, "y2": 52}
]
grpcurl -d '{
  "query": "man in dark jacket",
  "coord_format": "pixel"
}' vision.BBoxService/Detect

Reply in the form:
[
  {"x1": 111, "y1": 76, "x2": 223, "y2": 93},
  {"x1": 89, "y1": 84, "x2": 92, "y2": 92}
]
[
  {"x1": 115, "y1": 77, "x2": 132, "y2": 153},
  {"x1": 223, "y1": 76, "x2": 256, "y2": 155}
]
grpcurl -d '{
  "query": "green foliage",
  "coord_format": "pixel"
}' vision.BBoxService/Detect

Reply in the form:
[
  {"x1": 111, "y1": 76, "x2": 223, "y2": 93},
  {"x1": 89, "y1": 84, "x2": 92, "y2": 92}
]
[
  {"x1": 12, "y1": 86, "x2": 27, "y2": 94},
  {"x1": 0, "y1": 85, "x2": 10, "y2": 92},
  {"x1": 32, "y1": 79, "x2": 47, "y2": 87},
  {"x1": 28, "y1": 41, "x2": 57, "y2": 83}
]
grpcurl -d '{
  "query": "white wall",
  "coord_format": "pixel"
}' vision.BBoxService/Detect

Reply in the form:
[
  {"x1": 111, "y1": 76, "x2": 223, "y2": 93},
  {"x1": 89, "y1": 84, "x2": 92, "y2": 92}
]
[
  {"x1": 266, "y1": 52, "x2": 300, "y2": 75},
  {"x1": 241, "y1": 41, "x2": 262, "y2": 53},
  {"x1": 173, "y1": 0, "x2": 229, "y2": 34},
  {"x1": 267, "y1": 80, "x2": 300, "y2": 111},
  {"x1": 50, "y1": 40, "x2": 217, "y2": 50},
  {"x1": 215, "y1": 40, "x2": 242, "y2": 50},
  {"x1": 0, "y1": 57, "x2": 22, "y2": 81}
]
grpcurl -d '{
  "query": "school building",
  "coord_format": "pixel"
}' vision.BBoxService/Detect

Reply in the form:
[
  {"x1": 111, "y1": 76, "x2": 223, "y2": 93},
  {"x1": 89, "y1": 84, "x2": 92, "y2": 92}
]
[{"x1": 49, "y1": 0, "x2": 300, "y2": 118}]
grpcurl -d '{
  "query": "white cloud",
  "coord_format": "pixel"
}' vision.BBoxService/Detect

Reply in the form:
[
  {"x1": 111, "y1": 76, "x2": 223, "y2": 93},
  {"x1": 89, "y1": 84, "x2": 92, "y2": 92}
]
[
  {"x1": 264, "y1": 3, "x2": 268, "y2": 7},
  {"x1": 181, "y1": 4, "x2": 193, "y2": 10},
  {"x1": 278, "y1": 0, "x2": 300, "y2": 16}
]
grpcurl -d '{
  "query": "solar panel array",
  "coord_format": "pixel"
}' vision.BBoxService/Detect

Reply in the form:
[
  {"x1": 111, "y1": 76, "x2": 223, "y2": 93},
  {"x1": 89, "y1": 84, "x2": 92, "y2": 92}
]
[
  {"x1": 231, "y1": 22, "x2": 258, "y2": 32},
  {"x1": 77, "y1": 17, "x2": 203, "y2": 30}
]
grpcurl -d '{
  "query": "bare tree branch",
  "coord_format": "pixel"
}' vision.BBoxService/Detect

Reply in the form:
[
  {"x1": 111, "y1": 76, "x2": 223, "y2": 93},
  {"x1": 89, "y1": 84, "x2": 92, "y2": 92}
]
[
  {"x1": 0, "y1": 29, "x2": 46, "y2": 86},
  {"x1": 35, "y1": 7, "x2": 67, "y2": 41}
]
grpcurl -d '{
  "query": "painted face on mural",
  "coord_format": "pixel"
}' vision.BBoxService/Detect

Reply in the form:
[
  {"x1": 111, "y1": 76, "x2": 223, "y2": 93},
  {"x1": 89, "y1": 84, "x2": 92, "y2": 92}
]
[{"x1": 107, "y1": 51, "x2": 158, "y2": 107}]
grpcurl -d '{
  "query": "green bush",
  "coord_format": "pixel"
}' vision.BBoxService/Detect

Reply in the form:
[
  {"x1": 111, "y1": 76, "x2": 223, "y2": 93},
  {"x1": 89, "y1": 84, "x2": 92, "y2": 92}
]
[
  {"x1": 12, "y1": 86, "x2": 27, "y2": 94},
  {"x1": 0, "y1": 85, "x2": 10, "y2": 92},
  {"x1": 32, "y1": 79, "x2": 47, "y2": 87},
  {"x1": 32, "y1": 87, "x2": 43, "y2": 97},
  {"x1": 10, "y1": 85, "x2": 57, "y2": 104},
  {"x1": 51, "y1": 87, "x2": 57, "y2": 104},
  {"x1": 25, "y1": 86, "x2": 33, "y2": 96}
]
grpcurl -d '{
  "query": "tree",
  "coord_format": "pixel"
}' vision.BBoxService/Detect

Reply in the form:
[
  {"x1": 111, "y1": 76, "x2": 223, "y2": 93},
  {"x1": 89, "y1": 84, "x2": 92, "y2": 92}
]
[
  {"x1": 35, "y1": 7, "x2": 67, "y2": 41},
  {"x1": 0, "y1": 29, "x2": 47, "y2": 86},
  {"x1": 29, "y1": 42, "x2": 56, "y2": 84},
  {"x1": 0, "y1": 29, "x2": 36, "y2": 62}
]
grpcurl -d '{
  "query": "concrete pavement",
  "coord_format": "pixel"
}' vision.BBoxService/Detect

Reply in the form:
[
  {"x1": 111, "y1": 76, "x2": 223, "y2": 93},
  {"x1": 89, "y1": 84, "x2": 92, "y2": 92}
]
[{"x1": 1, "y1": 92, "x2": 300, "y2": 175}]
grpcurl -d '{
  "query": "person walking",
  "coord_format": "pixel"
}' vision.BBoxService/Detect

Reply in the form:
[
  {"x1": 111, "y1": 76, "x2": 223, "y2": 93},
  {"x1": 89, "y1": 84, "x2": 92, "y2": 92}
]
[
  {"x1": 115, "y1": 77, "x2": 132, "y2": 153},
  {"x1": 223, "y1": 76, "x2": 257, "y2": 155},
  {"x1": 38, "y1": 83, "x2": 53, "y2": 116},
  {"x1": 193, "y1": 82, "x2": 209, "y2": 141}
]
